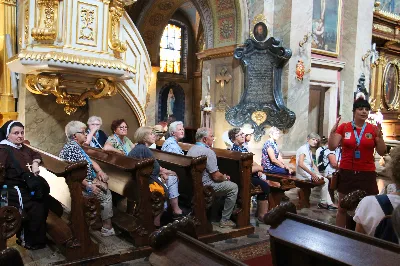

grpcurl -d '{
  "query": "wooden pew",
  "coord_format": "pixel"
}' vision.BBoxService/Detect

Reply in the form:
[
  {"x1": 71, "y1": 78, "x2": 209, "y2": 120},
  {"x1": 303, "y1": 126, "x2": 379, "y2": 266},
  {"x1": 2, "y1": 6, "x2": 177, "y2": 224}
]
[
  {"x1": 27, "y1": 145, "x2": 100, "y2": 262},
  {"x1": 149, "y1": 217, "x2": 246, "y2": 266},
  {"x1": 83, "y1": 146, "x2": 161, "y2": 247},
  {"x1": 156, "y1": 140, "x2": 254, "y2": 234},
  {"x1": 151, "y1": 149, "x2": 213, "y2": 238},
  {"x1": 265, "y1": 172, "x2": 325, "y2": 209},
  {"x1": 0, "y1": 206, "x2": 21, "y2": 251},
  {"x1": 264, "y1": 204, "x2": 400, "y2": 266}
]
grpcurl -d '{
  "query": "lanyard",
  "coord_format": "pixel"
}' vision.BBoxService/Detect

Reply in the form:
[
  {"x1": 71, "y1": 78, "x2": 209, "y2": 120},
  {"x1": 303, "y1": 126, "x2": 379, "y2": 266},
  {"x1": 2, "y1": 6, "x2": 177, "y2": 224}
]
[
  {"x1": 114, "y1": 134, "x2": 129, "y2": 155},
  {"x1": 74, "y1": 141, "x2": 97, "y2": 178},
  {"x1": 195, "y1": 142, "x2": 209, "y2": 148},
  {"x1": 351, "y1": 121, "x2": 367, "y2": 147}
]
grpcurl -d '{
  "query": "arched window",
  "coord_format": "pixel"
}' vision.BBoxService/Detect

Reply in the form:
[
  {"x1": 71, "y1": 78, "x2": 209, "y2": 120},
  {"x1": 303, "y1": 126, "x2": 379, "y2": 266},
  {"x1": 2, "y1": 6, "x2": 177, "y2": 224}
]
[{"x1": 160, "y1": 24, "x2": 182, "y2": 74}]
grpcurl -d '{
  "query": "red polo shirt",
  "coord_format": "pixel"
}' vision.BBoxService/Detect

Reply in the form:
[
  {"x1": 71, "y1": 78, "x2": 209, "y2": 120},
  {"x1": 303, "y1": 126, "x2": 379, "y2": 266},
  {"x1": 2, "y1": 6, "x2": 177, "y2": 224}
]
[{"x1": 336, "y1": 122, "x2": 377, "y2": 171}]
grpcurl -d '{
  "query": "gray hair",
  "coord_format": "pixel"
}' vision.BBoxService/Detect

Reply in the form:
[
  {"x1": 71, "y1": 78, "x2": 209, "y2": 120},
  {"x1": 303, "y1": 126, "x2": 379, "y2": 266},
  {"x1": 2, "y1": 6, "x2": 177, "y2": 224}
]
[
  {"x1": 307, "y1": 132, "x2": 320, "y2": 140},
  {"x1": 65, "y1": 121, "x2": 86, "y2": 140},
  {"x1": 168, "y1": 121, "x2": 184, "y2": 135},
  {"x1": 195, "y1": 127, "x2": 210, "y2": 141},
  {"x1": 87, "y1": 116, "x2": 102, "y2": 125},
  {"x1": 268, "y1": 127, "x2": 281, "y2": 137}
]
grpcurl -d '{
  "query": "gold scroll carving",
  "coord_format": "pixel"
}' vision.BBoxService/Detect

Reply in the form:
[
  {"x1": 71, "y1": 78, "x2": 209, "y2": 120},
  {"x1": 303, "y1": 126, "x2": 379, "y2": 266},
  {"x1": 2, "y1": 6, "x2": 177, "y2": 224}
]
[
  {"x1": 108, "y1": 0, "x2": 127, "y2": 54},
  {"x1": 25, "y1": 74, "x2": 117, "y2": 115}
]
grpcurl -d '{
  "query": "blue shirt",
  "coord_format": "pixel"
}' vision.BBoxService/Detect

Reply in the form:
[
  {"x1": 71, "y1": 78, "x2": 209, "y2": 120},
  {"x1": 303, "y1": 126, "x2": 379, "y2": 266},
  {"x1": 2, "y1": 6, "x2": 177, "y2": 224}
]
[
  {"x1": 161, "y1": 136, "x2": 184, "y2": 155},
  {"x1": 261, "y1": 139, "x2": 279, "y2": 171},
  {"x1": 231, "y1": 143, "x2": 248, "y2": 153}
]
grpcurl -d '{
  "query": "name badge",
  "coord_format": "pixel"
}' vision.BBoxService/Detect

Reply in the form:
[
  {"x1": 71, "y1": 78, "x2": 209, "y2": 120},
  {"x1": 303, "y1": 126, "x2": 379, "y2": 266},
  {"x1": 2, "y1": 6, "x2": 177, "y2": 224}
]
[
  {"x1": 345, "y1": 132, "x2": 351, "y2": 139},
  {"x1": 365, "y1": 133, "x2": 373, "y2": 139},
  {"x1": 354, "y1": 150, "x2": 361, "y2": 159}
]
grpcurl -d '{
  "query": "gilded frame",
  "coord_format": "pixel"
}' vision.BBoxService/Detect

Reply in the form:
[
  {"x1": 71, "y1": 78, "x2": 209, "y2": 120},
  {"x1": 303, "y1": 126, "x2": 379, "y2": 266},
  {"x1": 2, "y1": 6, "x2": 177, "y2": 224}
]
[
  {"x1": 382, "y1": 60, "x2": 400, "y2": 110},
  {"x1": 311, "y1": 0, "x2": 342, "y2": 57}
]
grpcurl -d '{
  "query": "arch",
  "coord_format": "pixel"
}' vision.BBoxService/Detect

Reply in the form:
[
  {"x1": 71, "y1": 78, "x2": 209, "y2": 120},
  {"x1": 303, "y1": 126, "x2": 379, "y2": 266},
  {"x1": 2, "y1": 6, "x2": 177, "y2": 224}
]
[{"x1": 158, "y1": 82, "x2": 185, "y2": 123}]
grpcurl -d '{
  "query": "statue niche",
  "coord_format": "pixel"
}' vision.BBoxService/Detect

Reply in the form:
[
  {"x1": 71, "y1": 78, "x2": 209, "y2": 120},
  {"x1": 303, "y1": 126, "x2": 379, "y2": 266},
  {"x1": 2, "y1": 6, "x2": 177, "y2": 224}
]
[
  {"x1": 158, "y1": 82, "x2": 185, "y2": 123},
  {"x1": 226, "y1": 22, "x2": 296, "y2": 141}
]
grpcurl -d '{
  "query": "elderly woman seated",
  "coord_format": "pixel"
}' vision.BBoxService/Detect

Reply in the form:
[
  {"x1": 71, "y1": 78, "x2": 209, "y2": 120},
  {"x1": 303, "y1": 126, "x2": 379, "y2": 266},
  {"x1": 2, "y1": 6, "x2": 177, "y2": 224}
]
[
  {"x1": 128, "y1": 126, "x2": 183, "y2": 227},
  {"x1": 84, "y1": 116, "x2": 108, "y2": 149},
  {"x1": 354, "y1": 146, "x2": 400, "y2": 243},
  {"x1": 262, "y1": 127, "x2": 293, "y2": 175},
  {"x1": 104, "y1": 119, "x2": 135, "y2": 155},
  {"x1": 59, "y1": 121, "x2": 115, "y2": 237},
  {"x1": 161, "y1": 121, "x2": 185, "y2": 154}
]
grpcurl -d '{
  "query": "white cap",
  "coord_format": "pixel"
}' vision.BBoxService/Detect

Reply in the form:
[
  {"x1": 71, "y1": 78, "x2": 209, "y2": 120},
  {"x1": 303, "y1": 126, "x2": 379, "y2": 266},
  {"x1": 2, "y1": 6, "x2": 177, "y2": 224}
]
[{"x1": 241, "y1": 125, "x2": 254, "y2": 135}]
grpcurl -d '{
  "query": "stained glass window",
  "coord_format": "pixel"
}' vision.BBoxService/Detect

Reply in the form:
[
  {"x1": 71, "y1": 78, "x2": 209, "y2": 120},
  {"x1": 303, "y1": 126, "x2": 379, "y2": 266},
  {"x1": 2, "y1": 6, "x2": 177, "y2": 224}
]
[{"x1": 160, "y1": 24, "x2": 182, "y2": 74}]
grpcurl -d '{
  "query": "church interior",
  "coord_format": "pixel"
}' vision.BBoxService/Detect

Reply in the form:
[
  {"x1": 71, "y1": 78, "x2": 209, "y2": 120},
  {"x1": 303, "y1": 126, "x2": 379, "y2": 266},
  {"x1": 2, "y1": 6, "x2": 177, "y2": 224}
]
[{"x1": 0, "y1": 0, "x2": 400, "y2": 265}]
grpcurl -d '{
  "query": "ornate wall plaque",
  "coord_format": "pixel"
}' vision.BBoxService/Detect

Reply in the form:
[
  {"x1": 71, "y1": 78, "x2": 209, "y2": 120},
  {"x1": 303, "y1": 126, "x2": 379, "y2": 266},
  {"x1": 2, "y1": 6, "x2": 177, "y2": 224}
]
[{"x1": 226, "y1": 33, "x2": 296, "y2": 141}]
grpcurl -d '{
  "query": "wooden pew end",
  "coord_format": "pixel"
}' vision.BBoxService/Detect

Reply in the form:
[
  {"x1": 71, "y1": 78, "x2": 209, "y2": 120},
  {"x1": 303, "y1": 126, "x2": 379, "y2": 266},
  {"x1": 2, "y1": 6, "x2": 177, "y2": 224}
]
[
  {"x1": 263, "y1": 201, "x2": 297, "y2": 228},
  {"x1": 0, "y1": 248, "x2": 24, "y2": 266},
  {"x1": 149, "y1": 216, "x2": 198, "y2": 250}
]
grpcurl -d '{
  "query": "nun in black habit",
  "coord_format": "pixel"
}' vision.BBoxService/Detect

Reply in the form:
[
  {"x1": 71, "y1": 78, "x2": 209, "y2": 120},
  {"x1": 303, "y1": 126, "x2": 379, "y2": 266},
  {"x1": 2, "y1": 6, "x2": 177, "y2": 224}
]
[{"x1": 0, "y1": 120, "x2": 48, "y2": 250}]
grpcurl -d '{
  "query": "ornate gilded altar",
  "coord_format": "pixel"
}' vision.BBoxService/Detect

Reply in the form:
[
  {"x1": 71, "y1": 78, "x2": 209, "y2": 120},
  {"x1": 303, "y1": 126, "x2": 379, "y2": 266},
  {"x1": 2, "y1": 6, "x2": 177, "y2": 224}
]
[
  {"x1": 4, "y1": 0, "x2": 150, "y2": 122},
  {"x1": 369, "y1": 2, "x2": 400, "y2": 140}
]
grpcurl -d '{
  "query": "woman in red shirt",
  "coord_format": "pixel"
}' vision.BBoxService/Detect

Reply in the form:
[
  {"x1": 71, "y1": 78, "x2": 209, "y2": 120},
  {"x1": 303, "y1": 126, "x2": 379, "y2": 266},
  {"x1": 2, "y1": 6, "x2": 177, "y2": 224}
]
[{"x1": 328, "y1": 94, "x2": 386, "y2": 228}]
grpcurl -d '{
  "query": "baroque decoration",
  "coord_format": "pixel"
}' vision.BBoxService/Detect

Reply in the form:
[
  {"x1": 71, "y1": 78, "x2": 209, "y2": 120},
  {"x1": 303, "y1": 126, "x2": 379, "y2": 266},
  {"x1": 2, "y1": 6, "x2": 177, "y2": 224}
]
[
  {"x1": 25, "y1": 74, "x2": 117, "y2": 115},
  {"x1": 226, "y1": 19, "x2": 295, "y2": 141},
  {"x1": 31, "y1": 0, "x2": 60, "y2": 41}
]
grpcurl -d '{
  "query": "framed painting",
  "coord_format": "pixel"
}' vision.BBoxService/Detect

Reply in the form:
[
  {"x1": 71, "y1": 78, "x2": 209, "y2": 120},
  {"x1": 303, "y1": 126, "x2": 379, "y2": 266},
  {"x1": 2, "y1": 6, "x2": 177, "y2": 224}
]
[{"x1": 312, "y1": 0, "x2": 342, "y2": 57}]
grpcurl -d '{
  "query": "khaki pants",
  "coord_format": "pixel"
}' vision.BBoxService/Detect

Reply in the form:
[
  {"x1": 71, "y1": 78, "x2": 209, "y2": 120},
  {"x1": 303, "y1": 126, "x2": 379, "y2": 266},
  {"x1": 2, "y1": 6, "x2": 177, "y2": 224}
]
[{"x1": 209, "y1": 180, "x2": 238, "y2": 220}]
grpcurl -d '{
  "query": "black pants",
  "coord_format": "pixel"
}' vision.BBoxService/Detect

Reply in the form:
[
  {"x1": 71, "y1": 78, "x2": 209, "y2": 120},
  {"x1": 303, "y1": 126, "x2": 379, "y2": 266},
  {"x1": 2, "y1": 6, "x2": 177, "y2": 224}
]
[
  {"x1": 8, "y1": 189, "x2": 48, "y2": 246},
  {"x1": 251, "y1": 176, "x2": 270, "y2": 201}
]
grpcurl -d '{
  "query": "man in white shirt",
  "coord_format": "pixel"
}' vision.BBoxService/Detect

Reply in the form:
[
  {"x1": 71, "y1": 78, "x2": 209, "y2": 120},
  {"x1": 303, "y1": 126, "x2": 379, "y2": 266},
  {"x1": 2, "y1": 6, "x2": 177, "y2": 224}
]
[{"x1": 296, "y1": 132, "x2": 337, "y2": 210}]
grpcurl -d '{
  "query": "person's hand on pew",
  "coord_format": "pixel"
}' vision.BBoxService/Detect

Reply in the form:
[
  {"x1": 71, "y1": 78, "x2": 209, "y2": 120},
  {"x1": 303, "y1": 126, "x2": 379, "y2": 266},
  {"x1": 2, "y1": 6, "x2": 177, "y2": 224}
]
[
  {"x1": 97, "y1": 170, "x2": 109, "y2": 182},
  {"x1": 265, "y1": 180, "x2": 281, "y2": 188}
]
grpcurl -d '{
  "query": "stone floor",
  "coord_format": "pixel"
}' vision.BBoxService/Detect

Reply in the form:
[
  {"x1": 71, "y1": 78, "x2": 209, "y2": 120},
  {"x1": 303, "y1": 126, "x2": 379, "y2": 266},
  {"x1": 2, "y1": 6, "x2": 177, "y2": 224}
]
[{"x1": 8, "y1": 171, "x2": 393, "y2": 265}]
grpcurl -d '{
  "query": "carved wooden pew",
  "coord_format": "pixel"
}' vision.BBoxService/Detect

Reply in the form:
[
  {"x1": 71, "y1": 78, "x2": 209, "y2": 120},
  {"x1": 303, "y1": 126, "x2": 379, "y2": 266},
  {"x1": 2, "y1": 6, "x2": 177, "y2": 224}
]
[
  {"x1": 264, "y1": 203, "x2": 400, "y2": 266},
  {"x1": 265, "y1": 172, "x2": 325, "y2": 209},
  {"x1": 149, "y1": 217, "x2": 246, "y2": 266},
  {"x1": 156, "y1": 140, "x2": 254, "y2": 234},
  {"x1": 151, "y1": 149, "x2": 213, "y2": 237},
  {"x1": 27, "y1": 145, "x2": 100, "y2": 262},
  {"x1": 83, "y1": 146, "x2": 160, "y2": 247},
  {"x1": 0, "y1": 206, "x2": 21, "y2": 251}
]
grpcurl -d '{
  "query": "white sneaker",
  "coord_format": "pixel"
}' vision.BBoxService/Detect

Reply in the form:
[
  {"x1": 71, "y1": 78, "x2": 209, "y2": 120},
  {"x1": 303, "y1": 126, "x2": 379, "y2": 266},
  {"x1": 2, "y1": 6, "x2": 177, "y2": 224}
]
[{"x1": 101, "y1": 227, "x2": 115, "y2": 237}]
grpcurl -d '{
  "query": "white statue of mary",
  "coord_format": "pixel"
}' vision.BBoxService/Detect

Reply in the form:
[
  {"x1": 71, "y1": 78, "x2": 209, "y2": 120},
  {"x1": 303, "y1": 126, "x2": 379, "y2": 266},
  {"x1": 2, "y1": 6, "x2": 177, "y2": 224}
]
[{"x1": 167, "y1": 88, "x2": 175, "y2": 116}]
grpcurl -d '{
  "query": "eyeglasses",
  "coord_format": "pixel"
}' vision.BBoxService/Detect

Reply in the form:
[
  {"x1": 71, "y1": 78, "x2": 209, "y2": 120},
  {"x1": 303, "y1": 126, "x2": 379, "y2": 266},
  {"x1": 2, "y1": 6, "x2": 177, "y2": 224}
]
[
  {"x1": 90, "y1": 123, "x2": 101, "y2": 126},
  {"x1": 118, "y1": 126, "x2": 128, "y2": 130},
  {"x1": 75, "y1": 131, "x2": 87, "y2": 136},
  {"x1": 235, "y1": 132, "x2": 245, "y2": 137}
]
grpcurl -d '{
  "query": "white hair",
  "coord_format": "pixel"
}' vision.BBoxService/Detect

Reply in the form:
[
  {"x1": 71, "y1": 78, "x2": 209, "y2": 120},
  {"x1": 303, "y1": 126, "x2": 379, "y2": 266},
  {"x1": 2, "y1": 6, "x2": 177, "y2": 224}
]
[
  {"x1": 268, "y1": 127, "x2": 281, "y2": 137},
  {"x1": 169, "y1": 121, "x2": 184, "y2": 135},
  {"x1": 87, "y1": 116, "x2": 102, "y2": 125},
  {"x1": 195, "y1": 127, "x2": 210, "y2": 141},
  {"x1": 65, "y1": 121, "x2": 86, "y2": 140}
]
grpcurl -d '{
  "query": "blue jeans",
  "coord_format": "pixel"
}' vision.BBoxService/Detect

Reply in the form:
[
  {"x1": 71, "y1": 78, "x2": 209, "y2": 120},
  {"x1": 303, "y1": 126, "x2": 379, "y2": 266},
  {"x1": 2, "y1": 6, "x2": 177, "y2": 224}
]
[
  {"x1": 251, "y1": 177, "x2": 269, "y2": 200},
  {"x1": 265, "y1": 165, "x2": 289, "y2": 175}
]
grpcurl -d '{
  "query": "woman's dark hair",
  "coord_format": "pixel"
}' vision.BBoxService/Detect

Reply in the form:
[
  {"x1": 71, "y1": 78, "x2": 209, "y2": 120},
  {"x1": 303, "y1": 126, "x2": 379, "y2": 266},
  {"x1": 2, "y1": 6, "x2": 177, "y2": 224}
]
[
  {"x1": 0, "y1": 120, "x2": 24, "y2": 141},
  {"x1": 111, "y1": 119, "x2": 128, "y2": 132},
  {"x1": 228, "y1": 128, "x2": 241, "y2": 142},
  {"x1": 353, "y1": 98, "x2": 371, "y2": 112}
]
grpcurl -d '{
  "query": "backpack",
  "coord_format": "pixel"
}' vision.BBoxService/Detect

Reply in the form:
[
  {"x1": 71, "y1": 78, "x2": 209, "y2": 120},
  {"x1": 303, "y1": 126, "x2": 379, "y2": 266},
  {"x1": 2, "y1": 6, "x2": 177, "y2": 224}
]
[
  {"x1": 317, "y1": 147, "x2": 329, "y2": 172},
  {"x1": 374, "y1": 194, "x2": 399, "y2": 244}
]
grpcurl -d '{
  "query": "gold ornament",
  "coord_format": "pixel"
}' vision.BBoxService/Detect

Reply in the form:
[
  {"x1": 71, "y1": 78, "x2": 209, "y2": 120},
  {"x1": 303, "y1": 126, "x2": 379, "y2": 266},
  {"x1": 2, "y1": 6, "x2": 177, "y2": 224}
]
[{"x1": 251, "y1": 111, "x2": 267, "y2": 126}]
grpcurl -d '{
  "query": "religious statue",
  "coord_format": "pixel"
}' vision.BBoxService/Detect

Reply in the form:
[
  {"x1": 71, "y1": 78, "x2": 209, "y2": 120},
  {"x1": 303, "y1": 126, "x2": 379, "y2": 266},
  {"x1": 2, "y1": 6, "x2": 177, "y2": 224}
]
[
  {"x1": 167, "y1": 88, "x2": 175, "y2": 116},
  {"x1": 296, "y1": 59, "x2": 306, "y2": 81}
]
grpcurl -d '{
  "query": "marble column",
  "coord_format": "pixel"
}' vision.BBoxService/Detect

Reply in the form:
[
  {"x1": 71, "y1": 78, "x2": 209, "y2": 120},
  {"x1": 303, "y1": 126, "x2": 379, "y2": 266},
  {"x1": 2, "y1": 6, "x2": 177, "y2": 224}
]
[
  {"x1": 276, "y1": 0, "x2": 313, "y2": 153},
  {"x1": 145, "y1": 66, "x2": 159, "y2": 126},
  {"x1": 193, "y1": 70, "x2": 202, "y2": 128},
  {"x1": 340, "y1": 0, "x2": 375, "y2": 122}
]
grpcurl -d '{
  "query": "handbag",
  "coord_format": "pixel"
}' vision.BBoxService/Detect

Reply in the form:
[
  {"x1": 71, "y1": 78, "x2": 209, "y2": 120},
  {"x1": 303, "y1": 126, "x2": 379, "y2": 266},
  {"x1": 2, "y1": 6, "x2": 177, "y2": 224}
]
[{"x1": 4, "y1": 146, "x2": 50, "y2": 199}]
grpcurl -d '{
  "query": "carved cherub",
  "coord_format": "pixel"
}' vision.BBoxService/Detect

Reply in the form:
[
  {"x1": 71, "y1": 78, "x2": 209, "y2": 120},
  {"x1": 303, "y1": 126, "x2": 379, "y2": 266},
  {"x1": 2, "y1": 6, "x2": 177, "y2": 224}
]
[{"x1": 296, "y1": 59, "x2": 305, "y2": 81}]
